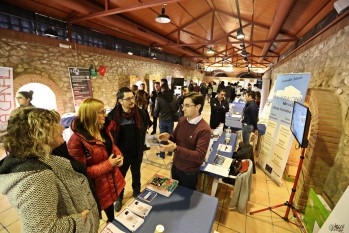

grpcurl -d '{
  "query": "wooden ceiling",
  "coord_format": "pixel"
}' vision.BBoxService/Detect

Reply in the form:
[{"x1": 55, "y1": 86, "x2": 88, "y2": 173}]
[{"x1": 1, "y1": 0, "x2": 337, "y2": 71}]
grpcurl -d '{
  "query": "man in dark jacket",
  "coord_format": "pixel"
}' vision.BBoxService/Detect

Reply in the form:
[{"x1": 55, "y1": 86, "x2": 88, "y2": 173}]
[
  {"x1": 150, "y1": 82, "x2": 161, "y2": 135},
  {"x1": 241, "y1": 91, "x2": 259, "y2": 145},
  {"x1": 153, "y1": 84, "x2": 179, "y2": 158},
  {"x1": 210, "y1": 89, "x2": 229, "y2": 129},
  {"x1": 108, "y1": 87, "x2": 148, "y2": 211}
]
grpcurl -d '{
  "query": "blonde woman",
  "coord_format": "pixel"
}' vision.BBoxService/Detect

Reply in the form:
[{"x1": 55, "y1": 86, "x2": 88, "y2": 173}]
[
  {"x1": 0, "y1": 108, "x2": 99, "y2": 233},
  {"x1": 68, "y1": 98, "x2": 125, "y2": 222}
]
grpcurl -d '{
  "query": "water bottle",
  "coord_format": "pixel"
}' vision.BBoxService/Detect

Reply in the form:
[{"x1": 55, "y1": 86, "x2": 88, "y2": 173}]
[{"x1": 225, "y1": 127, "x2": 231, "y2": 144}]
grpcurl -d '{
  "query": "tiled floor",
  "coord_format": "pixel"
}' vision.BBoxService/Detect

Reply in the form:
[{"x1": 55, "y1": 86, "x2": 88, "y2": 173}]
[{"x1": 0, "y1": 101, "x2": 303, "y2": 233}]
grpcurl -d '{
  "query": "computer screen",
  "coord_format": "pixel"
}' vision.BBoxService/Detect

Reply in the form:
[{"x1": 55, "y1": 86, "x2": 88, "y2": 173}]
[{"x1": 290, "y1": 101, "x2": 311, "y2": 148}]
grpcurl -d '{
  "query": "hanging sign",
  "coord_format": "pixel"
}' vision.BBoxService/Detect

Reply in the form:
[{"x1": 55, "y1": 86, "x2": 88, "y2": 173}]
[
  {"x1": 68, "y1": 67, "x2": 93, "y2": 110},
  {"x1": 257, "y1": 73, "x2": 311, "y2": 185},
  {"x1": 0, "y1": 67, "x2": 14, "y2": 132}
]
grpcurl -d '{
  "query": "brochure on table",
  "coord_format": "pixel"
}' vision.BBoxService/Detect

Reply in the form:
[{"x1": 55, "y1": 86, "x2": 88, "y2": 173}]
[
  {"x1": 137, "y1": 188, "x2": 157, "y2": 203},
  {"x1": 146, "y1": 174, "x2": 179, "y2": 197}
]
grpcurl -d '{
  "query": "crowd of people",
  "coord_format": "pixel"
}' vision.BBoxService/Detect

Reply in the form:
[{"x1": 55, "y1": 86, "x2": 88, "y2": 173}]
[{"x1": 0, "y1": 80, "x2": 261, "y2": 232}]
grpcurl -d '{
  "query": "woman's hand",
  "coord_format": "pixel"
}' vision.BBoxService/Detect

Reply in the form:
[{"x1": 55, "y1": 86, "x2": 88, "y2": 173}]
[
  {"x1": 81, "y1": 209, "x2": 89, "y2": 222},
  {"x1": 109, "y1": 154, "x2": 119, "y2": 167},
  {"x1": 158, "y1": 133, "x2": 170, "y2": 141},
  {"x1": 115, "y1": 154, "x2": 123, "y2": 167},
  {"x1": 158, "y1": 140, "x2": 177, "y2": 152}
]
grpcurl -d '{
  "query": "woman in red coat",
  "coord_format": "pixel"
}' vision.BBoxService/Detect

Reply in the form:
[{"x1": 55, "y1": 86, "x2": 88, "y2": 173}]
[{"x1": 68, "y1": 98, "x2": 125, "y2": 222}]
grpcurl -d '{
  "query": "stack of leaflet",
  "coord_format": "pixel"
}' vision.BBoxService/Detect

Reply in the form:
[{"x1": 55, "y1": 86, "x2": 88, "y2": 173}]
[
  {"x1": 204, "y1": 144, "x2": 233, "y2": 177},
  {"x1": 115, "y1": 199, "x2": 152, "y2": 232}
]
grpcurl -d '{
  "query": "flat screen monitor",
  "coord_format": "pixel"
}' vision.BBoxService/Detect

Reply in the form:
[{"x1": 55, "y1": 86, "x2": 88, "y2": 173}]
[{"x1": 290, "y1": 101, "x2": 311, "y2": 148}]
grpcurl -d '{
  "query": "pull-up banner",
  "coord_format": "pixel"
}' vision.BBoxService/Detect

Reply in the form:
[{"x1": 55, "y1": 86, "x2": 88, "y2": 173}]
[
  {"x1": 257, "y1": 73, "x2": 311, "y2": 185},
  {"x1": 68, "y1": 67, "x2": 93, "y2": 110},
  {"x1": 0, "y1": 67, "x2": 14, "y2": 132}
]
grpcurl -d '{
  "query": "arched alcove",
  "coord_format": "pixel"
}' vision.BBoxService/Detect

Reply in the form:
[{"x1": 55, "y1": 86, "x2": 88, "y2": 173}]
[
  {"x1": 294, "y1": 89, "x2": 342, "y2": 212},
  {"x1": 14, "y1": 74, "x2": 64, "y2": 114}
]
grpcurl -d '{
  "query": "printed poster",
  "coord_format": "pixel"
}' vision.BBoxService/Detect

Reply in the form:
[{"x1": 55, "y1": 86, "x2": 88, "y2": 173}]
[
  {"x1": 257, "y1": 73, "x2": 311, "y2": 185},
  {"x1": 0, "y1": 67, "x2": 14, "y2": 132},
  {"x1": 68, "y1": 67, "x2": 93, "y2": 109}
]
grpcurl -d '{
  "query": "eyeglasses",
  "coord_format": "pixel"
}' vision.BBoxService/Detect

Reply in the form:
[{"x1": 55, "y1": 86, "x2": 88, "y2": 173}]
[
  {"x1": 122, "y1": 96, "x2": 135, "y2": 102},
  {"x1": 181, "y1": 104, "x2": 196, "y2": 108},
  {"x1": 98, "y1": 109, "x2": 106, "y2": 114}
]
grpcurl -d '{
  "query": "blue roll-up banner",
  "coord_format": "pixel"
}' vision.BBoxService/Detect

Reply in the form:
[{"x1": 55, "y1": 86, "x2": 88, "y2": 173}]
[{"x1": 257, "y1": 73, "x2": 311, "y2": 185}]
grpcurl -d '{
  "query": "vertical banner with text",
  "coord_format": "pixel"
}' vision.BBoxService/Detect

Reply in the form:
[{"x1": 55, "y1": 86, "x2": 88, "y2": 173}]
[
  {"x1": 257, "y1": 73, "x2": 311, "y2": 185},
  {"x1": 68, "y1": 67, "x2": 93, "y2": 110},
  {"x1": 0, "y1": 67, "x2": 14, "y2": 132}
]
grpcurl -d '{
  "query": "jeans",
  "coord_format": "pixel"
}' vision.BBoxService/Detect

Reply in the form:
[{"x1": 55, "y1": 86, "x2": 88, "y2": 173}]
[
  {"x1": 171, "y1": 165, "x2": 198, "y2": 190},
  {"x1": 242, "y1": 123, "x2": 254, "y2": 146},
  {"x1": 159, "y1": 119, "x2": 174, "y2": 157}
]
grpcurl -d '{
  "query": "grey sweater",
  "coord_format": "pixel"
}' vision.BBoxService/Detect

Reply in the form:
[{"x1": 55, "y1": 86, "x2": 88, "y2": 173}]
[{"x1": 0, "y1": 155, "x2": 99, "y2": 233}]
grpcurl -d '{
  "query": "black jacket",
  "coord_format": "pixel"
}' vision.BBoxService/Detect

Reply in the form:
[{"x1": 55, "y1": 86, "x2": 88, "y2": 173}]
[
  {"x1": 107, "y1": 107, "x2": 148, "y2": 162},
  {"x1": 210, "y1": 97, "x2": 229, "y2": 129},
  {"x1": 154, "y1": 94, "x2": 179, "y2": 121},
  {"x1": 242, "y1": 100, "x2": 259, "y2": 130}
]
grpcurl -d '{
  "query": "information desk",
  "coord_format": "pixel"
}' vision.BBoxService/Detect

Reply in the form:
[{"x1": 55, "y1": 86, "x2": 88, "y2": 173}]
[
  {"x1": 111, "y1": 186, "x2": 218, "y2": 233},
  {"x1": 200, "y1": 132, "x2": 238, "y2": 196}
]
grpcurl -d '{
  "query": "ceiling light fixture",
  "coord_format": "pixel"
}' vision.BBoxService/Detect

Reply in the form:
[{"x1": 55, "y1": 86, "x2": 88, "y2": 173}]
[
  {"x1": 235, "y1": 0, "x2": 245, "y2": 40},
  {"x1": 243, "y1": 56, "x2": 248, "y2": 62},
  {"x1": 155, "y1": 4, "x2": 171, "y2": 23},
  {"x1": 44, "y1": 27, "x2": 58, "y2": 38},
  {"x1": 241, "y1": 49, "x2": 247, "y2": 56},
  {"x1": 237, "y1": 28, "x2": 245, "y2": 39},
  {"x1": 206, "y1": 47, "x2": 215, "y2": 54}
]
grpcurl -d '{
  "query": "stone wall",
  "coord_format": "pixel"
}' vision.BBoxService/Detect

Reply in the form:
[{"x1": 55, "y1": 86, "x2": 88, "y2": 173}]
[
  {"x1": 264, "y1": 14, "x2": 349, "y2": 210},
  {"x1": 0, "y1": 29, "x2": 204, "y2": 113}
]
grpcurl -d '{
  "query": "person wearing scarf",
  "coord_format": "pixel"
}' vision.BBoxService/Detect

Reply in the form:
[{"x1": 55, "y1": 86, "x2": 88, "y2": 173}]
[{"x1": 108, "y1": 87, "x2": 148, "y2": 211}]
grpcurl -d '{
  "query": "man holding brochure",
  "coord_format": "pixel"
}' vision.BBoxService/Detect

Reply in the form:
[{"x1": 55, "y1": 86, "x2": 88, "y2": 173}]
[{"x1": 158, "y1": 92, "x2": 211, "y2": 190}]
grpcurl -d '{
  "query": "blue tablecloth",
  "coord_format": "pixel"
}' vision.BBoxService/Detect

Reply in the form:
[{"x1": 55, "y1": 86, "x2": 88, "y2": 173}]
[
  {"x1": 200, "y1": 132, "x2": 238, "y2": 177},
  {"x1": 111, "y1": 186, "x2": 218, "y2": 233}
]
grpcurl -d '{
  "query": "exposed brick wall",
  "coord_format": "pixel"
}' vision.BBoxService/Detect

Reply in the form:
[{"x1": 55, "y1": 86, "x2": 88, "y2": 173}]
[
  {"x1": 265, "y1": 13, "x2": 349, "y2": 211},
  {"x1": 0, "y1": 28, "x2": 205, "y2": 114},
  {"x1": 293, "y1": 90, "x2": 341, "y2": 212}
]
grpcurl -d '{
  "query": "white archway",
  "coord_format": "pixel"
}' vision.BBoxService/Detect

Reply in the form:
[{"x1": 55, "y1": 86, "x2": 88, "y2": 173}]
[{"x1": 17, "y1": 83, "x2": 57, "y2": 110}]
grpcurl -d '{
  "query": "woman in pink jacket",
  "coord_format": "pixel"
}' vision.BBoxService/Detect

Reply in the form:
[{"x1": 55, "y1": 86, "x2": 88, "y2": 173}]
[{"x1": 68, "y1": 98, "x2": 125, "y2": 222}]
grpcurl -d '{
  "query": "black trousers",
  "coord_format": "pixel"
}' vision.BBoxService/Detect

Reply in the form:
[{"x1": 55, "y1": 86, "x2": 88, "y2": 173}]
[
  {"x1": 104, "y1": 204, "x2": 114, "y2": 222},
  {"x1": 152, "y1": 116, "x2": 158, "y2": 133},
  {"x1": 118, "y1": 156, "x2": 141, "y2": 199},
  {"x1": 171, "y1": 165, "x2": 198, "y2": 190}
]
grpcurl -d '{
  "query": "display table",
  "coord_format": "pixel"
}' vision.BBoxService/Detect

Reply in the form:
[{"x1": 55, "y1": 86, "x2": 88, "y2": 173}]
[
  {"x1": 200, "y1": 132, "x2": 238, "y2": 196},
  {"x1": 111, "y1": 185, "x2": 218, "y2": 233}
]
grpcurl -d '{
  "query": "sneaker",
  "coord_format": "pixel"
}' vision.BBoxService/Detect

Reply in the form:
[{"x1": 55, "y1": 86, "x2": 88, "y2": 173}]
[
  {"x1": 114, "y1": 197, "x2": 122, "y2": 212},
  {"x1": 156, "y1": 153, "x2": 164, "y2": 159}
]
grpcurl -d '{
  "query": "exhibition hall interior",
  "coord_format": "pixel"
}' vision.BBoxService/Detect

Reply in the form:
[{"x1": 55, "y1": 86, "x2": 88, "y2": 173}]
[{"x1": 0, "y1": 0, "x2": 349, "y2": 232}]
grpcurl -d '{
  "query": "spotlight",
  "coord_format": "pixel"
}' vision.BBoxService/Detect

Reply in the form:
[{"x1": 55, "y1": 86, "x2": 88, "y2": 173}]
[
  {"x1": 206, "y1": 47, "x2": 215, "y2": 54},
  {"x1": 236, "y1": 28, "x2": 245, "y2": 40},
  {"x1": 155, "y1": 4, "x2": 171, "y2": 23}
]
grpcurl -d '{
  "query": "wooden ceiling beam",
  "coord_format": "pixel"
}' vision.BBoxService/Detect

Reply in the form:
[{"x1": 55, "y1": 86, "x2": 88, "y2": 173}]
[
  {"x1": 71, "y1": 0, "x2": 182, "y2": 23},
  {"x1": 164, "y1": 38, "x2": 296, "y2": 47}
]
